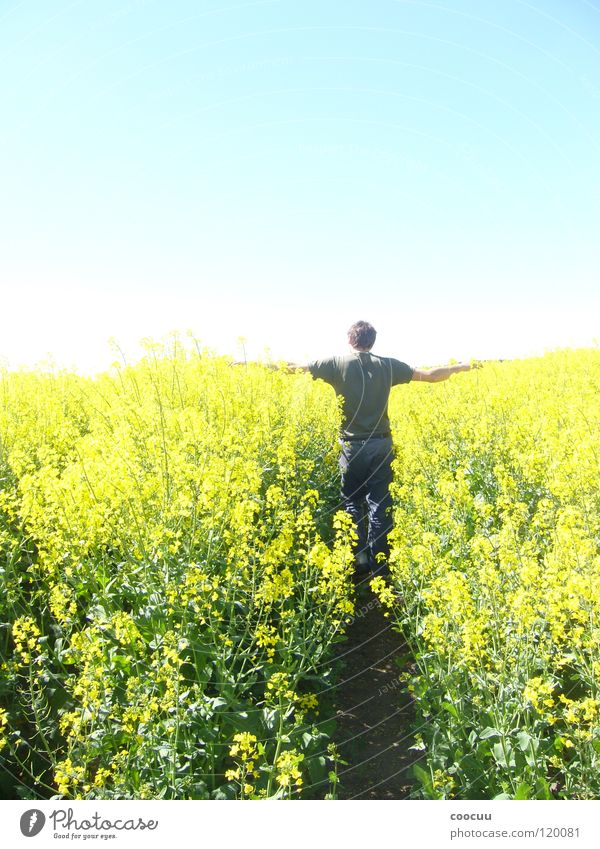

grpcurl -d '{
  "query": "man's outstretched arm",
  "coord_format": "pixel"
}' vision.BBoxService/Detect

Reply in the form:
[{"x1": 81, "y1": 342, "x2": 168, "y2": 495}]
[
  {"x1": 411, "y1": 362, "x2": 480, "y2": 382},
  {"x1": 281, "y1": 362, "x2": 309, "y2": 372},
  {"x1": 230, "y1": 360, "x2": 309, "y2": 372}
]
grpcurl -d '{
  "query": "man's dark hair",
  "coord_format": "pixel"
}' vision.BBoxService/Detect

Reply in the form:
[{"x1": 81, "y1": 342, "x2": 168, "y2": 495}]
[{"x1": 348, "y1": 321, "x2": 376, "y2": 350}]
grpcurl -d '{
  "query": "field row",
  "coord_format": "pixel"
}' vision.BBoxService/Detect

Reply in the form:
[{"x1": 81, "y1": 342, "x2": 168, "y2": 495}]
[
  {"x1": 0, "y1": 348, "x2": 352, "y2": 799},
  {"x1": 1, "y1": 345, "x2": 598, "y2": 799},
  {"x1": 381, "y1": 349, "x2": 600, "y2": 799}
]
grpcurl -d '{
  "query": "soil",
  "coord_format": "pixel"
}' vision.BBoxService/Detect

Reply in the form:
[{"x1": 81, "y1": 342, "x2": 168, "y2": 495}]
[{"x1": 328, "y1": 578, "x2": 419, "y2": 799}]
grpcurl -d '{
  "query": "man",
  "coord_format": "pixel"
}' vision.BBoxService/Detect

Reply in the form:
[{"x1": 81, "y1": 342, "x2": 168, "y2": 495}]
[{"x1": 283, "y1": 320, "x2": 477, "y2": 579}]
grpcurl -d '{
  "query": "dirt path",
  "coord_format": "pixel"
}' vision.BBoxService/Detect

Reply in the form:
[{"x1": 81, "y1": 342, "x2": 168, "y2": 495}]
[{"x1": 328, "y1": 580, "x2": 418, "y2": 800}]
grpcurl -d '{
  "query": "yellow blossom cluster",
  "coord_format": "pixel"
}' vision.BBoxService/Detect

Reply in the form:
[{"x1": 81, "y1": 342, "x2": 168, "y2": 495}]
[
  {"x1": 12, "y1": 617, "x2": 42, "y2": 665},
  {"x1": 276, "y1": 748, "x2": 304, "y2": 791},
  {"x1": 0, "y1": 340, "x2": 352, "y2": 800},
  {"x1": 385, "y1": 348, "x2": 600, "y2": 799},
  {"x1": 0, "y1": 708, "x2": 8, "y2": 752}
]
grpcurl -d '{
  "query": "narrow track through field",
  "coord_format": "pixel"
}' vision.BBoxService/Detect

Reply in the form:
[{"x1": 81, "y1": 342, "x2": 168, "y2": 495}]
[{"x1": 329, "y1": 581, "x2": 418, "y2": 800}]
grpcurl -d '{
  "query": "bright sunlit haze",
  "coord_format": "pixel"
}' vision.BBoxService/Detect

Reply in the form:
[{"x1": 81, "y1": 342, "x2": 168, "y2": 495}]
[{"x1": 1, "y1": 1, "x2": 599, "y2": 372}]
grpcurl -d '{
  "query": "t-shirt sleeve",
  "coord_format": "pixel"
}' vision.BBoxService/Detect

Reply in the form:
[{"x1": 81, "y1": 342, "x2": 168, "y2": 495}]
[
  {"x1": 307, "y1": 357, "x2": 339, "y2": 386},
  {"x1": 390, "y1": 359, "x2": 414, "y2": 385}
]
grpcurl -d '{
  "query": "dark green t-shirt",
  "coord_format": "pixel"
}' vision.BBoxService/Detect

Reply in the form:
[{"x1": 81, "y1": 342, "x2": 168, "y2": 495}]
[{"x1": 307, "y1": 352, "x2": 414, "y2": 439}]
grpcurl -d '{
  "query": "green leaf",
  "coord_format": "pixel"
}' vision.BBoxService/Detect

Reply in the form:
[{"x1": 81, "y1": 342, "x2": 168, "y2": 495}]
[
  {"x1": 514, "y1": 782, "x2": 531, "y2": 800},
  {"x1": 535, "y1": 778, "x2": 552, "y2": 800},
  {"x1": 492, "y1": 741, "x2": 515, "y2": 768},
  {"x1": 413, "y1": 764, "x2": 435, "y2": 798},
  {"x1": 211, "y1": 784, "x2": 237, "y2": 800},
  {"x1": 479, "y1": 727, "x2": 502, "y2": 739},
  {"x1": 305, "y1": 755, "x2": 327, "y2": 787},
  {"x1": 261, "y1": 707, "x2": 278, "y2": 732},
  {"x1": 442, "y1": 701, "x2": 459, "y2": 719},
  {"x1": 302, "y1": 731, "x2": 315, "y2": 748},
  {"x1": 515, "y1": 731, "x2": 533, "y2": 752}
]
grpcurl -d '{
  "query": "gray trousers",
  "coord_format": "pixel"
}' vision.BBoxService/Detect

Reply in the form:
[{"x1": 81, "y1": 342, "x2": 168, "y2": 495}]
[{"x1": 338, "y1": 435, "x2": 394, "y2": 572}]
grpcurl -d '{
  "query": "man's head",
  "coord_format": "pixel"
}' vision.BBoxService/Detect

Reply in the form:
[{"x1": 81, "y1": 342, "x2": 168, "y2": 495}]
[{"x1": 348, "y1": 320, "x2": 376, "y2": 351}]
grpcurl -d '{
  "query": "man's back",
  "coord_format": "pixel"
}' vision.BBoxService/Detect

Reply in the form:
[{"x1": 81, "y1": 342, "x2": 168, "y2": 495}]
[
  {"x1": 307, "y1": 351, "x2": 413, "y2": 439},
  {"x1": 271, "y1": 320, "x2": 475, "y2": 578}
]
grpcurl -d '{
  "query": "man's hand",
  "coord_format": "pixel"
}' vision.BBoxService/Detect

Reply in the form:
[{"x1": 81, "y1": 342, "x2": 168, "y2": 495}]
[
  {"x1": 450, "y1": 361, "x2": 484, "y2": 373},
  {"x1": 412, "y1": 360, "x2": 482, "y2": 382},
  {"x1": 229, "y1": 359, "x2": 309, "y2": 372},
  {"x1": 283, "y1": 362, "x2": 309, "y2": 372}
]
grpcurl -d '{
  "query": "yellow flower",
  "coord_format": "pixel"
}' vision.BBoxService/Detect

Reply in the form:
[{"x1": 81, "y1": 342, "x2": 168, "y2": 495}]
[
  {"x1": 276, "y1": 749, "x2": 304, "y2": 790},
  {"x1": 0, "y1": 708, "x2": 8, "y2": 752},
  {"x1": 12, "y1": 616, "x2": 42, "y2": 665}
]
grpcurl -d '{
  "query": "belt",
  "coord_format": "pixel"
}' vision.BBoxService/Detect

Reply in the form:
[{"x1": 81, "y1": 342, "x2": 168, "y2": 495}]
[{"x1": 341, "y1": 433, "x2": 391, "y2": 443}]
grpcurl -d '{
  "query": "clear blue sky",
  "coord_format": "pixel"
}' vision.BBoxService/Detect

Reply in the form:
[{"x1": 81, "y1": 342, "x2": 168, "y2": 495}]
[{"x1": 1, "y1": 0, "x2": 599, "y2": 371}]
